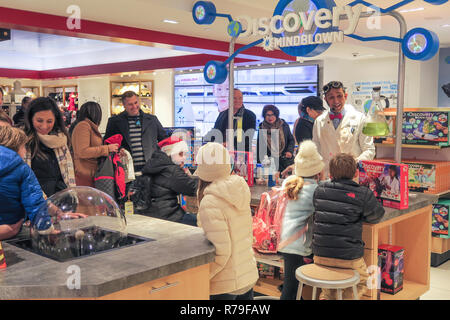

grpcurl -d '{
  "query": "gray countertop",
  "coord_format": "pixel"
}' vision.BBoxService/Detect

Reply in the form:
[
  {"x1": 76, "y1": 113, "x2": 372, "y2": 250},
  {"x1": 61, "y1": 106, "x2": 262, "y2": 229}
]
[
  {"x1": 250, "y1": 185, "x2": 439, "y2": 223},
  {"x1": 0, "y1": 215, "x2": 215, "y2": 299}
]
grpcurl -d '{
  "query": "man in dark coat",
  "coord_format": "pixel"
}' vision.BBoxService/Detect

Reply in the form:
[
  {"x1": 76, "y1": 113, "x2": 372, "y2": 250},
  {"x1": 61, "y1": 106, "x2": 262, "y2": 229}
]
[
  {"x1": 206, "y1": 89, "x2": 256, "y2": 153},
  {"x1": 140, "y1": 136, "x2": 198, "y2": 225},
  {"x1": 13, "y1": 96, "x2": 31, "y2": 128},
  {"x1": 104, "y1": 91, "x2": 167, "y2": 175}
]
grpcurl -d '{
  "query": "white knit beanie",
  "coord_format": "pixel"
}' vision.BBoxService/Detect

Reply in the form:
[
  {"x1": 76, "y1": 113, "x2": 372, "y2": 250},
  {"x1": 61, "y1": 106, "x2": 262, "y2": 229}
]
[
  {"x1": 194, "y1": 142, "x2": 231, "y2": 182},
  {"x1": 294, "y1": 140, "x2": 324, "y2": 177}
]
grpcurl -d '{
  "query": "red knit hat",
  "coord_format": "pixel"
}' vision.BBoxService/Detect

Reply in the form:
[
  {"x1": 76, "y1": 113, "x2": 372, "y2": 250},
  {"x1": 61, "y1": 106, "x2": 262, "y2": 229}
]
[{"x1": 158, "y1": 136, "x2": 189, "y2": 156}]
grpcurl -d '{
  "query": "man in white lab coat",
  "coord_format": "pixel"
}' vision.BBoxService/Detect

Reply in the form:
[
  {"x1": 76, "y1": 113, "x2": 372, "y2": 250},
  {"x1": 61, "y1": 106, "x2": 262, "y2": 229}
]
[{"x1": 312, "y1": 81, "x2": 375, "y2": 178}]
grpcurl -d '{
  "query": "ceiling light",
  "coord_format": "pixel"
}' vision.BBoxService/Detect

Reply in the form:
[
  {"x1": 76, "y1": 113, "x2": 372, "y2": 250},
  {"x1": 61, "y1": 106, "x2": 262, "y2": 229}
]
[
  {"x1": 163, "y1": 19, "x2": 179, "y2": 24},
  {"x1": 399, "y1": 7, "x2": 424, "y2": 13},
  {"x1": 257, "y1": 64, "x2": 261, "y2": 66},
  {"x1": 284, "y1": 62, "x2": 289, "y2": 64},
  {"x1": 442, "y1": 24, "x2": 450, "y2": 28}
]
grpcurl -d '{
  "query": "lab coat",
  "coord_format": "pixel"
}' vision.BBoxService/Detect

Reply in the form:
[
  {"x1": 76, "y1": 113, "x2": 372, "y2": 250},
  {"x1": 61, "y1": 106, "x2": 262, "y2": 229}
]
[
  {"x1": 312, "y1": 104, "x2": 375, "y2": 178},
  {"x1": 379, "y1": 175, "x2": 400, "y2": 199}
]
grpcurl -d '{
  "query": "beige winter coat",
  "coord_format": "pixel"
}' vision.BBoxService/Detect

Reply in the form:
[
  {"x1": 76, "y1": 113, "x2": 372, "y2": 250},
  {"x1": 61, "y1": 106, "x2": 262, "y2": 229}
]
[{"x1": 197, "y1": 174, "x2": 259, "y2": 295}]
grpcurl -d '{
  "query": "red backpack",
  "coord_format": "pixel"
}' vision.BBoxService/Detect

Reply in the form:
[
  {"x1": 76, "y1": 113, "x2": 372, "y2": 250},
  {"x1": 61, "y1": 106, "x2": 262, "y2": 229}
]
[{"x1": 252, "y1": 187, "x2": 288, "y2": 254}]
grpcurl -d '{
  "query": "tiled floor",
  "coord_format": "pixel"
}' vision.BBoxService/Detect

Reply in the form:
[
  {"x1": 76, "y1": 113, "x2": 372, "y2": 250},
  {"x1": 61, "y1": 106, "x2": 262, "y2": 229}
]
[{"x1": 421, "y1": 260, "x2": 450, "y2": 300}]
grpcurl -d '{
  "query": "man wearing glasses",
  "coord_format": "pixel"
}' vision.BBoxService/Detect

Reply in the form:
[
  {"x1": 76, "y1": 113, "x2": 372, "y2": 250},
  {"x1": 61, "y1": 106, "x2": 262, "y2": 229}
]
[{"x1": 312, "y1": 81, "x2": 375, "y2": 178}]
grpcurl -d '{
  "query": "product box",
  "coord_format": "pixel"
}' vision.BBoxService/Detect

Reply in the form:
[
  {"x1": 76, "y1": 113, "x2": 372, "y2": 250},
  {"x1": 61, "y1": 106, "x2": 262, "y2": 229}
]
[
  {"x1": 377, "y1": 159, "x2": 450, "y2": 194},
  {"x1": 358, "y1": 160, "x2": 409, "y2": 209},
  {"x1": 257, "y1": 262, "x2": 275, "y2": 279},
  {"x1": 432, "y1": 200, "x2": 450, "y2": 239},
  {"x1": 230, "y1": 150, "x2": 254, "y2": 187},
  {"x1": 402, "y1": 110, "x2": 450, "y2": 147},
  {"x1": 378, "y1": 244, "x2": 405, "y2": 295}
]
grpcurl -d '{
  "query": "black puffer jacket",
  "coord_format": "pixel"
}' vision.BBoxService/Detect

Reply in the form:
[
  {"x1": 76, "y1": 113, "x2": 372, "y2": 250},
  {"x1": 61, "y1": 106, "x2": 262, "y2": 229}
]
[
  {"x1": 141, "y1": 150, "x2": 198, "y2": 222},
  {"x1": 312, "y1": 179, "x2": 385, "y2": 260}
]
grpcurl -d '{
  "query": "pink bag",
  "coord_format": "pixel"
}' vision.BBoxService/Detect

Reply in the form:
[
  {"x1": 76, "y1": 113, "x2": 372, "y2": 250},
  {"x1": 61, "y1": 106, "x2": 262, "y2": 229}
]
[{"x1": 252, "y1": 187, "x2": 288, "y2": 254}]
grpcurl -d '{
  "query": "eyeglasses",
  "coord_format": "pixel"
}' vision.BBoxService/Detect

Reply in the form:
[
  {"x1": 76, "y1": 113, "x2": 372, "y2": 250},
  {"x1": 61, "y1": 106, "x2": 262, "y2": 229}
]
[{"x1": 323, "y1": 81, "x2": 344, "y2": 94}]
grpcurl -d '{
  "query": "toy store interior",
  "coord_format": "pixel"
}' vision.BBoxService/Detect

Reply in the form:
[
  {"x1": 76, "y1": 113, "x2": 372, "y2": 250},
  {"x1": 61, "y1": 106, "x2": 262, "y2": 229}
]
[{"x1": 0, "y1": 0, "x2": 449, "y2": 303}]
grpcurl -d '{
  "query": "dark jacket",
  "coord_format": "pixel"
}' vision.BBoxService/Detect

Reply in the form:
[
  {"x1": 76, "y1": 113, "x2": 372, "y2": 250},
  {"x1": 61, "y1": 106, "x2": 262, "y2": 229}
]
[
  {"x1": 295, "y1": 117, "x2": 314, "y2": 145},
  {"x1": 256, "y1": 119, "x2": 295, "y2": 172},
  {"x1": 31, "y1": 143, "x2": 67, "y2": 197},
  {"x1": 104, "y1": 110, "x2": 167, "y2": 163},
  {"x1": 141, "y1": 150, "x2": 198, "y2": 222},
  {"x1": 13, "y1": 108, "x2": 25, "y2": 127},
  {"x1": 312, "y1": 179, "x2": 385, "y2": 260},
  {"x1": 207, "y1": 106, "x2": 256, "y2": 152},
  {"x1": 0, "y1": 146, "x2": 52, "y2": 231}
]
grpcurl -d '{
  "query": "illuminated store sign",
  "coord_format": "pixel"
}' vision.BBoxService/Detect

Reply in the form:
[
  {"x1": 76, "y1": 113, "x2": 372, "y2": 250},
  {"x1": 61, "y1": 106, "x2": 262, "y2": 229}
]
[
  {"x1": 236, "y1": 5, "x2": 362, "y2": 52},
  {"x1": 192, "y1": 0, "x2": 446, "y2": 84}
]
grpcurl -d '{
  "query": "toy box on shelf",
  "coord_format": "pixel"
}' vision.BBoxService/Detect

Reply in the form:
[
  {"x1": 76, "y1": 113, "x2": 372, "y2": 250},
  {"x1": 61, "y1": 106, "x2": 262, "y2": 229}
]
[
  {"x1": 377, "y1": 159, "x2": 450, "y2": 194},
  {"x1": 432, "y1": 199, "x2": 450, "y2": 239},
  {"x1": 373, "y1": 108, "x2": 450, "y2": 147},
  {"x1": 257, "y1": 262, "x2": 275, "y2": 279},
  {"x1": 358, "y1": 160, "x2": 409, "y2": 209},
  {"x1": 230, "y1": 151, "x2": 254, "y2": 187},
  {"x1": 378, "y1": 244, "x2": 405, "y2": 295}
]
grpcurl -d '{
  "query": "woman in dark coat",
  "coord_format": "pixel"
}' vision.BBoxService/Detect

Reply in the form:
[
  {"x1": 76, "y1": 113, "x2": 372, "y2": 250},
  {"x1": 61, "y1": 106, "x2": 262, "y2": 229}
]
[
  {"x1": 257, "y1": 104, "x2": 295, "y2": 173},
  {"x1": 140, "y1": 136, "x2": 198, "y2": 226},
  {"x1": 294, "y1": 96, "x2": 325, "y2": 145}
]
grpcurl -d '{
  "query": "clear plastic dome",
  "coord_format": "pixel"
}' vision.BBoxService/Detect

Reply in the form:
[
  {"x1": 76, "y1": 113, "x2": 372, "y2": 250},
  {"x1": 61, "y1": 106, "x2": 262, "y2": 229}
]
[{"x1": 31, "y1": 186, "x2": 127, "y2": 261}]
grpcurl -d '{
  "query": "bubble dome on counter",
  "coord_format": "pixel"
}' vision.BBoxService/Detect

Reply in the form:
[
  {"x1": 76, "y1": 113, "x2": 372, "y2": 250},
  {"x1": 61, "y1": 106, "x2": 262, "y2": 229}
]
[{"x1": 29, "y1": 187, "x2": 130, "y2": 262}]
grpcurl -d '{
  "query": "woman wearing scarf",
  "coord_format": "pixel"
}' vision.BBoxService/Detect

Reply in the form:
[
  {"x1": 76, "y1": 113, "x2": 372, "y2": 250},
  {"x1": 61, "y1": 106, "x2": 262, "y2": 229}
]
[
  {"x1": 257, "y1": 105, "x2": 295, "y2": 173},
  {"x1": 24, "y1": 97, "x2": 76, "y2": 197}
]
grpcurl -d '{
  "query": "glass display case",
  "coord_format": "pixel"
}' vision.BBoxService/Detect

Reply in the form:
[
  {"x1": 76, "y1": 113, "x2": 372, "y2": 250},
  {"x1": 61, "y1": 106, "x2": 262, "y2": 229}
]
[
  {"x1": 174, "y1": 64, "x2": 319, "y2": 137},
  {"x1": 110, "y1": 80, "x2": 153, "y2": 115}
]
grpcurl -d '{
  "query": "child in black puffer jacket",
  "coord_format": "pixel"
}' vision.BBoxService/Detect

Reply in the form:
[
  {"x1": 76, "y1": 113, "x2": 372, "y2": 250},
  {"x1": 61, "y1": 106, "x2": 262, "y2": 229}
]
[
  {"x1": 139, "y1": 136, "x2": 198, "y2": 226},
  {"x1": 312, "y1": 153, "x2": 385, "y2": 300}
]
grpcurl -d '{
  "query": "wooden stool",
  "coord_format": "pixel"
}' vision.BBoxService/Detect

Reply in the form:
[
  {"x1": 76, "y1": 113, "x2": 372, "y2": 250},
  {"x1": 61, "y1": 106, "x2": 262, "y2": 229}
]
[{"x1": 295, "y1": 264, "x2": 360, "y2": 300}]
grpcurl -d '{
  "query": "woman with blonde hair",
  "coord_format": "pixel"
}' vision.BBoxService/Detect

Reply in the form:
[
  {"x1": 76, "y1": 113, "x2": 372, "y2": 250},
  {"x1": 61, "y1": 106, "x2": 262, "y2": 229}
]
[{"x1": 278, "y1": 140, "x2": 324, "y2": 300}]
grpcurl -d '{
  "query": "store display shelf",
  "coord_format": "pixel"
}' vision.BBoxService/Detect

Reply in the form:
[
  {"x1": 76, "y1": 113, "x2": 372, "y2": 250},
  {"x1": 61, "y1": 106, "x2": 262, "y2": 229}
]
[
  {"x1": 254, "y1": 278, "x2": 282, "y2": 297},
  {"x1": 375, "y1": 143, "x2": 449, "y2": 150},
  {"x1": 380, "y1": 280, "x2": 428, "y2": 300}
]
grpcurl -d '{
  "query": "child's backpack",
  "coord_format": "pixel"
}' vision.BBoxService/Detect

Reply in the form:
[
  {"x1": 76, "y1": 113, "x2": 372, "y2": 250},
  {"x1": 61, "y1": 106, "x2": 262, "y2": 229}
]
[{"x1": 252, "y1": 187, "x2": 288, "y2": 254}]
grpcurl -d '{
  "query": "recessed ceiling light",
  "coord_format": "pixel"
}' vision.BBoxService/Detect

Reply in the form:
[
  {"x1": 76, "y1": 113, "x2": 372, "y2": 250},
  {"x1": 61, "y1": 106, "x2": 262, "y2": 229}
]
[
  {"x1": 257, "y1": 64, "x2": 261, "y2": 66},
  {"x1": 399, "y1": 7, "x2": 424, "y2": 13},
  {"x1": 163, "y1": 19, "x2": 179, "y2": 24},
  {"x1": 442, "y1": 24, "x2": 450, "y2": 28},
  {"x1": 284, "y1": 62, "x2": 289, "y2": 64}
]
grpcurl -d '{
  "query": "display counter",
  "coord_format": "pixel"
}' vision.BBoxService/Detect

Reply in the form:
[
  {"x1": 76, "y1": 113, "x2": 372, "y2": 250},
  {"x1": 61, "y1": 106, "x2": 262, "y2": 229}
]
[
  {"x1": 250, "y1": 185, "x2": 438, "y2": 300},
  {"x1": 0, "y1": 215, "x2": 215, "y2": 300}
]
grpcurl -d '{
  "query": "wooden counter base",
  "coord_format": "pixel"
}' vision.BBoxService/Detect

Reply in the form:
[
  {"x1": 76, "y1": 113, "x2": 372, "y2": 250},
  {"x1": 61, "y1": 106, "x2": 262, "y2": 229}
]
[{"x1": 98, "y1": 263, "x2": 210, "y2": 300}]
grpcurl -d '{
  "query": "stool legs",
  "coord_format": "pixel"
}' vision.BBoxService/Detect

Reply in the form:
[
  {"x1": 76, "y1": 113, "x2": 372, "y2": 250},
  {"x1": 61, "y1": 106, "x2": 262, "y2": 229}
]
[
  {"x1": 296, "y1": 282, "x2": 303, "y2": 300},
  {"x1": 312, "y1": 287, "x2": 317, "y2": 300},
  {"x1": 352, "y1": 285, "x2": 359, "y2": 300}
]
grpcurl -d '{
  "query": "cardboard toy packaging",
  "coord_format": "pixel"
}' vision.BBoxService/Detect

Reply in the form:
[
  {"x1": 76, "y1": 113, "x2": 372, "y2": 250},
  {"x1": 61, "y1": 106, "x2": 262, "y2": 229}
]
[
  {"x1": 402, "y1": 110, "x2": 450, "y2": 147},
  {"x1": 377, "y1": 159, "x2": 450, "y2": 194},
  {"x1": 358, "y1": 160, "x2": 409, "y2": 209},
  {"x1": 378, "y1": 244, "x2": 405, "y2": 295},
  {"x1": 230, "y1": 150, "x2": 254, "y2": 187},
  {"x1": 432, "y1": 200, "x2": 450, "y2": 239},
  {"x1": 257, "y1": 262, "x2": 275, "y2": 279}
]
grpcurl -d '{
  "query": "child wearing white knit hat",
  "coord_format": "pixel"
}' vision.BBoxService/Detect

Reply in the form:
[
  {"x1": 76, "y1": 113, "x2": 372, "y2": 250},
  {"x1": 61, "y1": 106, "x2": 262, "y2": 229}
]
[
  {"x1": 279, "y1": 140, "x2": 324, "y2": 300},
  {"x1": 195, "y1": 143, "x2": 259, "y2": 300}
]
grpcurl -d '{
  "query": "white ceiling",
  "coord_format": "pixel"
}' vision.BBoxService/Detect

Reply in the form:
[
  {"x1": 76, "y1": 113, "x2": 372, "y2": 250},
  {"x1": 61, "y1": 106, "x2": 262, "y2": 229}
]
[
  {"x1": 0, "y1": 0, "x2": 449, "y2": 69},
  {"x1": 0, "y1": 30, "x2": 195, "y2": 70}
]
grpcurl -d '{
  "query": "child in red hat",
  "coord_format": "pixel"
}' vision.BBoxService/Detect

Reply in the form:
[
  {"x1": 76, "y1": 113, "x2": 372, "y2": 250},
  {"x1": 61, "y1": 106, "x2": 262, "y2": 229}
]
[{"x1": 137, "y1": 135, "x2": 199, "y2": 226}]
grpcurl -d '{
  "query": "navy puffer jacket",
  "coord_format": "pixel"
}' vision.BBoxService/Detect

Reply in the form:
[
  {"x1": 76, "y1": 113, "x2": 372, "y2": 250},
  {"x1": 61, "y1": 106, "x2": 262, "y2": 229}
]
[
  {"x1": 0, "y1": 145, "x2": 52, "y2": 231},
  {"x1": 312, "y1": 179, "x2": 385, "y2": 260}
]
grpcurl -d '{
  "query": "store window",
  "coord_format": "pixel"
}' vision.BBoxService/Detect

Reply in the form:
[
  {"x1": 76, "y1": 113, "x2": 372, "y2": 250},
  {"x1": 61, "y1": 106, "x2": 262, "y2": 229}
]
[{"x1": 174, "y1": 64, "x2": 319, "y2": 137}]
